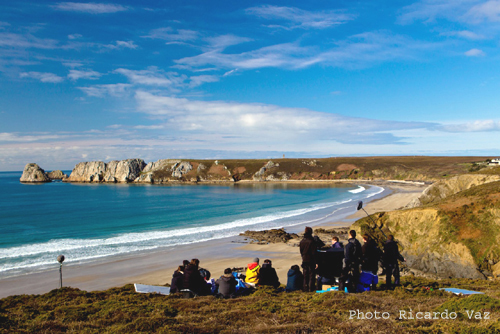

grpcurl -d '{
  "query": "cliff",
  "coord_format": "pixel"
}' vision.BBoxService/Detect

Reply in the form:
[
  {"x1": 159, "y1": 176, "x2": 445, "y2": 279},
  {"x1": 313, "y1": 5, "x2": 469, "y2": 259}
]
[
  {"x1": 353, "y1": 174, "x2": 500, "y2": 279},
  {"x1": 24, "y1": 156, "x2": 492, "y2": 184},
  {"x1": 20, "y1": 163, "x2": 51, "y2": 183},
  {"x1": 65, "y1": 159, "x2": 145, "y2": 183},
  {"x1": 60, "y1": 156, "x2": 490, "y2": 184}
]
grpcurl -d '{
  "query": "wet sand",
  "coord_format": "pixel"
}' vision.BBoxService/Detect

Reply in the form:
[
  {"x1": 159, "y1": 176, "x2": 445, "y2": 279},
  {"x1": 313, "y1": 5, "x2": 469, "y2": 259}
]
[{"x1": 0, "y1": 181, "x2": 426, "y2": 298}]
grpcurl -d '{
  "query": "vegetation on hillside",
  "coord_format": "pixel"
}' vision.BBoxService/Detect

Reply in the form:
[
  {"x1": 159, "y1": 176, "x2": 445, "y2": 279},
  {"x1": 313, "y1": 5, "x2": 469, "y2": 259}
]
[
  {"x1": 146, "y1": 156, "x2": 492, "y2": 183},
  {"x1": 1, "y1": 277, "x2": 500, "y2": 333}
]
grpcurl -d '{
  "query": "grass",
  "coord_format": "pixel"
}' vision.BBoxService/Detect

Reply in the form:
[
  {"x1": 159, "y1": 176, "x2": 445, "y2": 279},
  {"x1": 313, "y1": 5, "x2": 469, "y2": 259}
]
[
  {"x1": 2, "y1": 277, "x2": 500, "y2": 333},
  {"x1": 143, "y1": 156, "x2": 495, "y2": 183}
]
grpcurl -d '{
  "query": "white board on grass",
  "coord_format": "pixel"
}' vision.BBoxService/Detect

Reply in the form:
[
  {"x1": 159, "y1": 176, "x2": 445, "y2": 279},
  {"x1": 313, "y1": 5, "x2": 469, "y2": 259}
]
[{"x1": 134, "y1": 283, "x2": 170, "y2": 295}]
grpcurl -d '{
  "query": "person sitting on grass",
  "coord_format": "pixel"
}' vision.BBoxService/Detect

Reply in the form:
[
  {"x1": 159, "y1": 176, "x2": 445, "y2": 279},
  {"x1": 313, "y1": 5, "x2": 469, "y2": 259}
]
[
  {"x1": 215, "y1": 268, "x2": 237, "y2": 298},
  {"x1": 259, "y1": 259, "x2": 280, "y2": 288},
  {"x1": 245, "y1": 257, "x2": 261, "y2": 287},
  {"x1": 183, "y1": 258, "x2": 210, "y2": 296},
  {"x1": 286, "y1": 265, "x2": 303, "y2": 292},
  {"x1": 170, "y1": 265, "x2": 184, "y2": 294}
]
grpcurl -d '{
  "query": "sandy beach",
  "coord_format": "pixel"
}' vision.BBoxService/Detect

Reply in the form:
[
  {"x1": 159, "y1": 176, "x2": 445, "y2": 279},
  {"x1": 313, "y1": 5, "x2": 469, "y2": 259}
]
[{"x1": 0, "y1": 181, "x2": 426, "y2": 298}]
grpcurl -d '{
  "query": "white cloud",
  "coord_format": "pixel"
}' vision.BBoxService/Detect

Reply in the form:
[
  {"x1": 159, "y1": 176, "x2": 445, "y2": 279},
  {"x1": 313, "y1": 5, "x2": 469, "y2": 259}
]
[
  {"x1": 19, "y1": 71, "x2": 64, "y2": 83},
  {"x1": 398, "y1": 0, "x2": 478, "y2": 24},
  {"x1": 53, "y1": 2, "x2": 128, "y2": 14},
  {"x1": 142, "y1": 27, "x2": 198, "y2": 42},
  {"x1": 464, "y1": 48, "x2": 485, "y2": 56},
  {"x1": 115, "y1": 67, "x2": 185, "y2": 87},
  {"x1": 439, "y1": 120, "x2": 500, "y2": 132},
  {"x1": 134, "y1": 125, "x2": 165, "y2": 129},
  {"x1": 466, "y1": 0, "x2": 500, "y2": 22},
  {"x1": 246, "y1": 5, "x2": 354, "y2": 29},
  {"x1": 103, "y1": 40, "x2": 138, "y2": 50},
  {"x1": 175, "y1": 31, "x2": 438, "y2": 70},
  {"x1": 68, "y1": 69, "x2": 101, "y2": 80},
  {"x1": 442, "y1": 30, "x2": 485, "y2": 39},
  {"x1": 0, "y1": 132, "x2": 66, "y2": 142},
  {"x1": 63, "y1": 62, "x2": 84, "y2": 68},
  {"x1": 78, "y1": 83, "x2": 131, "y2": 97},
  {"x1": 223, "y1": 69, "x2": 238, "y2": 76},
  {"x1": 0, "y1": 32, "x2": 58, "y2": 49},
  {"x1": 134, "y1": 91, "x2": 435, "y2": 145},
  {"x1": 189, "y1": 75, "x2": 219, "y2": 87},
  {"x1": 204, "y1": 35, "x2": 252, "y2": 49},
  {"x1": 68, "y1": 33, "x2": 82, "y2": 40}
]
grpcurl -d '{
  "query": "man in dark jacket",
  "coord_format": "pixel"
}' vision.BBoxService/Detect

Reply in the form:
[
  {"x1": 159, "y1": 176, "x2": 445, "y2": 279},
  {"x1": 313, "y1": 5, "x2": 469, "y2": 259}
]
[
  {"x1": 340, "y1": 230, "x2": 362, "y2": 292},
  {"x1": 383, "y1": 235, "x2": 405, "y2": 288},
  {"x1": 259, "y1": 259, "x2": 280, "y2": 288},
  {"x1": 300, "y1": 226, "x2": 319, "y2": 292},
  {"x1": 170, "y1": 265, "x2": 184, "y2": 293},
  {"x1": 316, "y1": 242, "x2": 344, "y2": 290},
  {"x1": 183, "y1": 259, "x2": 210, "y2": 296},
  {"x1": 361, "y1": 234, "x2": 382, "y2": 275},
  {"x1": 215, "y1": 268, "x2": 237, "y2": 298},
  {"x1": 286, "y1": 265, "x2": 303, "y2": 292}
]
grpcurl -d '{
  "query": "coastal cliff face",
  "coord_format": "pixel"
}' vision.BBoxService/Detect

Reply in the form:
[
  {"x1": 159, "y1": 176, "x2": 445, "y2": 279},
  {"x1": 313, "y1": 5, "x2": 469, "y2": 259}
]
[
  {"x1": 66, "y1": 159, "x2": 145, "y2": 183},
  {"x1": 354, "y1": 175, "x2": 500, "y2": 279},
  {"x1": 29, "y1": 156, "x2": 491, "y2": 184},
  {"x1": 20, "y1": 163, "x2": 51, "y2": 183},
  {"x1": 406, "y1": 174, "x2": 500, "y2": 208}
]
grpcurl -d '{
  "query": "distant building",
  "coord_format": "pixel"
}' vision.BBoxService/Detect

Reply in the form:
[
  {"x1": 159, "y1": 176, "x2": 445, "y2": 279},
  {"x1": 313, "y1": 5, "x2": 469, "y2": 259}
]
[{"x1": 488, "y1": 159, "x2": 500, "y2": 166}]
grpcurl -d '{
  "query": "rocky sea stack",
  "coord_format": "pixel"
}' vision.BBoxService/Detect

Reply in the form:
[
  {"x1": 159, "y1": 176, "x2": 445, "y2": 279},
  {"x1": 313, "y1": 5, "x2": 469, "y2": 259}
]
[{"x1": 20, "y1": 163, "x2": 51, "y2": 183}]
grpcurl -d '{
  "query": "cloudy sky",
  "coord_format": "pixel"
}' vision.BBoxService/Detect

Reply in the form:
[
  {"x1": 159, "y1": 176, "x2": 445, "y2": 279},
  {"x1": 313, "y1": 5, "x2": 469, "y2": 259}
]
[{"x1": 1, "y1": 0, "x2": 500, "y2": 171}]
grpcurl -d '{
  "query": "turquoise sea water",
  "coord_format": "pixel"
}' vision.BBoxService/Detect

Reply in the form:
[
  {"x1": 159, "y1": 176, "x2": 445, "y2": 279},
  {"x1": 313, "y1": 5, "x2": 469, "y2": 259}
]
[{"x1": 0, "y1": 171, "x2": 383, "y2": 277}]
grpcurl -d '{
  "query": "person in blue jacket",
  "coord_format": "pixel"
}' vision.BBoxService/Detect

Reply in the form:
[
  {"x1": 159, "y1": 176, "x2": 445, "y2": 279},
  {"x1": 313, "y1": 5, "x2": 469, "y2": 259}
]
[{"x1": 286, "y1": 265, "x2": 303, "y2": 292}]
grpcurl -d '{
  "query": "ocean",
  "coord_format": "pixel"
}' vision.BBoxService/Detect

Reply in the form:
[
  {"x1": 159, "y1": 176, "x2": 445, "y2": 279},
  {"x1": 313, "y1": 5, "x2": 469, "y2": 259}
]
[{"x1": 0, "y1": 171, "x2": 384, "y2": 278}]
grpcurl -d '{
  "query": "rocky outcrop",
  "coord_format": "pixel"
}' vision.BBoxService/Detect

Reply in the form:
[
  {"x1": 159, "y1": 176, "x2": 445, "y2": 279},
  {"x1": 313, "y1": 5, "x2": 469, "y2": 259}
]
[
  {"x1": 20, "y1": 163, "x2": 51, "y2": 183},
  {"x1": 66, "y1": 159, "x2": 145, "y2": 183},
  {"x1": 172, "y1": 161, "x2": 193, "y2": 178},
  {"x1": 239, "y1": 228, "x2": 299, "y2": 244},
  {"x1": 47, "y1": 170, "x2": 67, "y2": 180},
  {"x1": 66, "y1": 161, "x2": 106, "y2": 182},
  {"x1": 407, "y1": 174, "x2": 500, "y2": 208},
  {"x1": 104, "y1": 159, "x2": 146, "y2": 182},
  {"x1": 353, "y1": 209, "x2": 485, "y2": 279},
  {"x1": 253, "y1": 161, "x2": 279, "y2": 181}
]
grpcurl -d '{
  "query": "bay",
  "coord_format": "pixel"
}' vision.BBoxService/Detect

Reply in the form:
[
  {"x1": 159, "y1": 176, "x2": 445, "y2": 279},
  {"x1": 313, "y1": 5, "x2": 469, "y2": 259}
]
[{"x1": 0, "y1": 171, "x2": 382, "y2": 277}]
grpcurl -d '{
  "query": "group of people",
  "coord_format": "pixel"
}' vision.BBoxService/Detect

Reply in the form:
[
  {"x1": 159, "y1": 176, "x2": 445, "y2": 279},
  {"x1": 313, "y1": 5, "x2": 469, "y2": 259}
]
[
  {"x1": 299, "y1": 226, "x2": 405, "y2": 292},
  {"x1": 170, "y1": 227, "x2": 405, "y2": 297},
  {"x1": 169, "y1": 258, "x2": 282, "y2": 298}
]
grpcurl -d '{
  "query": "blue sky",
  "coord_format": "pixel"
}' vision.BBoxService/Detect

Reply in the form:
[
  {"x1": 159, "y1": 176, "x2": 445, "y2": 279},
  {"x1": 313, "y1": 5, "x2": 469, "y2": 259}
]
[{"x1": 1, "y1": 0, "x2": 500, "y2": 171}]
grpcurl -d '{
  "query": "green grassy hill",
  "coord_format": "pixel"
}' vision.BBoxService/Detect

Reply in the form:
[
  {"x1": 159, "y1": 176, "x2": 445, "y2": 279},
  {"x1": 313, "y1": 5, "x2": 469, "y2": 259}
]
[{"x1": 1, "y1": 277, "x2": 500, "y2": 333}]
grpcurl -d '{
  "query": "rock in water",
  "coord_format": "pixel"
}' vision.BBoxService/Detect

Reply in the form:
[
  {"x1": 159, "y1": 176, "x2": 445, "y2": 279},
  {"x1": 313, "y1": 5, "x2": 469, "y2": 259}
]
[
  {"x1": 66, "y1": 161, "x2": 106, "y2": 182},
  {"x1": 20, "y1": 163, "x2": 51, "y2": 183},
  {"x1": 47, "y1": 170, "x2": 67, "y2": 180}
]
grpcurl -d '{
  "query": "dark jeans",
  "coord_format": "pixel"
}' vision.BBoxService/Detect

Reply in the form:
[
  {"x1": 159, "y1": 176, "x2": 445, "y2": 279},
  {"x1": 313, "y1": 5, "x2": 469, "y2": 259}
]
[
  {"x1": 302, "y1": 262, "x2": 316, "y2": 292},
  {"x1": 339, "y1": 262, "x2": 360, "y2": 293},
  {"x1": 385, "y1": 263, "x2": 400, "y2": 286}
]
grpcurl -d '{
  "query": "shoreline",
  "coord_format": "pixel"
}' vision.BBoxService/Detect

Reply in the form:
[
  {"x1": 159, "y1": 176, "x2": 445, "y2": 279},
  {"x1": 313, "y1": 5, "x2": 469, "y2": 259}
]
[{"x1": 0, "y1": 181, "x2": 426, "y2": 298}]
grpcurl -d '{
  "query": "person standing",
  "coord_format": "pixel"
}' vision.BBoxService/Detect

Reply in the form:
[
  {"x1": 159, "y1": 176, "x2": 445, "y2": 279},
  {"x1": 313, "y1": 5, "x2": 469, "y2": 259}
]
[
  {"x1": 361, "y1": 234, "x2": 381, "y2": 275},
  {"x1": 341, "y1": 230, "x2": 362, "y2": 292},
  {"x1": 300, "y1": 226, "x2": 318, "y2": 292},
  {"x1": 383, "y1": 234, "x2": 405, "y2": 288}
]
